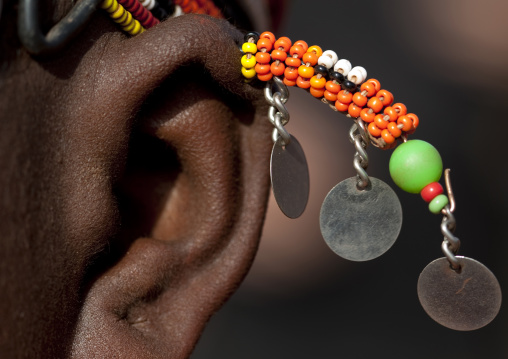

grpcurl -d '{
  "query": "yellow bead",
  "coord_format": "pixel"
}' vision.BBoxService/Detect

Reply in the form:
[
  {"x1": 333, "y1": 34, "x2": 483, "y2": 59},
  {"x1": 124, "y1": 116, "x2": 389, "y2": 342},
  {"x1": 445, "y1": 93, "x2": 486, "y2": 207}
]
[
  {"x1": 106, "y1": 0, "x2": 119, "y2": 13},
  {"x1": 241, "y1": 54, "x2": 256, "y2": 69},
  {"x1": 117, "y1": 8, "x2": 129, "y2": 24},
  {"x1": 298, "y1": 65, "x2": 314, "y2": 78},
  {"x1": 307, "y1": 45, "x2": 323, "y2": 57},
  {"x1": 241, "y1": 66, "x2": 256, "y2": 79},
  {"x1": 242, "y1": 42, "x2": 257, "y2": 54},
  {"x1": 121, "y1": 9, "x2": 133, "y2": 26},
  {"x1": 129, "y1": 21, "x2": 143, "y2": 36},
  {"x1": 122, "y1": 16, "x2": 135, "y2": 32},
  {"x1": 111, "y1": 5, "x2": 125, "y2": 20},
  {"x1": 100, "y1": 0, "x2": 113, "y2": 9}
]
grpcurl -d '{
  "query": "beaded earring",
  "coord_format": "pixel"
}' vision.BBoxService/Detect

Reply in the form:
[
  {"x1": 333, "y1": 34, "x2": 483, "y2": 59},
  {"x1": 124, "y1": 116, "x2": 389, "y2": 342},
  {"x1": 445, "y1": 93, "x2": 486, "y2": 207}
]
[
  {"x1": 46, "y1": 0, "x2": 500, "y2": 332},
  {"x1": 240, "y1": 31, "x2": 502, "y2": 331}
]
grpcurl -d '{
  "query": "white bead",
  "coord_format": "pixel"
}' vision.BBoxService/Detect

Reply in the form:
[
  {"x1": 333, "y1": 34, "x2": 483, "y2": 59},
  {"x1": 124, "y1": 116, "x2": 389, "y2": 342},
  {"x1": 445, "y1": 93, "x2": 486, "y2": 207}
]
[
  {"x1": 348, "y1": 66, "x2": 367, "y2": 85},
  {"x1": 318, "y1": 56, "x2": 333, "y2": 69},
  {"x1": 358, "y1": 66, "x2": 367, "y2": 80},
  {"x1": 334, "y1": 59, "x2": 352, "y2": 76},
  {"x1": 172, "y1": 5, "x2": 183, "y2": 17},
  {"x1": 318, "y1": 50, "x2": 338, "y2": 69},
  {"x1": 146, "y1": 0, "x2": 155, "y2": 10}
]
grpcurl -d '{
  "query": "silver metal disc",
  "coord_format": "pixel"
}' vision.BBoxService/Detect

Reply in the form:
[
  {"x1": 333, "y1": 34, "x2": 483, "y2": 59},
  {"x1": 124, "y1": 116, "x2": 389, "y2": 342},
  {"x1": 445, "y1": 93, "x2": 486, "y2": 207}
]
[
  {"x1": 319, "y1": 177, "x2": 402, "y2": 261},
  {"x1": 270, "y1": 135, "x2": 309, "y2": 219},
  {"x1": 417, "y1": 256, "x2": 502, "y2": 331}
]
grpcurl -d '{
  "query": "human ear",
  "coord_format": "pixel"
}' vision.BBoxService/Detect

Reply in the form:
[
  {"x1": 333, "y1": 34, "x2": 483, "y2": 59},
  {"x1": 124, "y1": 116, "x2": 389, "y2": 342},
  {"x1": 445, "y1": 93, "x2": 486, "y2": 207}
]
[{"x1": 62, "y1": 14, "x2": 272, "y2": 358}]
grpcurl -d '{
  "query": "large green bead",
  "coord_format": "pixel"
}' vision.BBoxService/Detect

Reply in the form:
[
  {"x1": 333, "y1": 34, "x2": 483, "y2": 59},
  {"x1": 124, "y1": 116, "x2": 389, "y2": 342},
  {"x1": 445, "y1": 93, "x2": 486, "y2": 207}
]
[{"x1": 389, "y1": 140, "x2": 443, "y2": 194}]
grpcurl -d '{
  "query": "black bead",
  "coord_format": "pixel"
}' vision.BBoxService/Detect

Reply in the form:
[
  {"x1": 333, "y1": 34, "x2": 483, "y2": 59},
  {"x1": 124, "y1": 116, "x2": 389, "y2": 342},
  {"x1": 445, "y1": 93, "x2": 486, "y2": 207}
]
[
  {"x1": 244, "y1": 32, "x2": 260, "y2": 43},
  {"x1": 151, "y1": 5, "x2": 169, "y2": 21},
  {"x1": 329, "y1": 71, "x2": 344, "y2": 83},
  {"x1": 314, "y1": 65, "x2": 328, "y2": 77},
  {"x1": 342, "y1": 80, "x2": 357, "y2": 92},
  {"x1": 161, "y1": 0, "x2": 175, "y2": 15}
]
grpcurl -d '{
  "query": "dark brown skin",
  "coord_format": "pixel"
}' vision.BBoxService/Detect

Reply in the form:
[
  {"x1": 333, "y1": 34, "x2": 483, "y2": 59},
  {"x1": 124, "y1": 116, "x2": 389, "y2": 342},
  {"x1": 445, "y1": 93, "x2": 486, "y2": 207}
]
[{"x1": 0, "y1": 11, "x2": 272, "y2": 358}]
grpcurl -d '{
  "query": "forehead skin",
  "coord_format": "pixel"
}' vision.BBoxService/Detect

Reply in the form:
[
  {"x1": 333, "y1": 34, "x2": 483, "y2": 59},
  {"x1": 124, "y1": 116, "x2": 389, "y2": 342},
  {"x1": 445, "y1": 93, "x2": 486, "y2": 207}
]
[{"x1": 0, "y1": 6, "x2": 273, "y2": 358}]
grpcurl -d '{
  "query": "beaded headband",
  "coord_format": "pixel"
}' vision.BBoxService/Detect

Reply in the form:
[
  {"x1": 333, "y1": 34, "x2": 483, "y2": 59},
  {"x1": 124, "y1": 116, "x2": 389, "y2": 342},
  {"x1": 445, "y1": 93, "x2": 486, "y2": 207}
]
[{"x1": 16, "y1": 0, "x2": 502, "y2": 333}]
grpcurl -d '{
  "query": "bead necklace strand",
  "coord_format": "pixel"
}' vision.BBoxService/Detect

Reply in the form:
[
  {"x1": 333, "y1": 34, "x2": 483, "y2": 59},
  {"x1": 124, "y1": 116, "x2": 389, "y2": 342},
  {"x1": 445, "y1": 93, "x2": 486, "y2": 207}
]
[{"x1": 100, "y1": 0, "x2": 223, "y2": 34}]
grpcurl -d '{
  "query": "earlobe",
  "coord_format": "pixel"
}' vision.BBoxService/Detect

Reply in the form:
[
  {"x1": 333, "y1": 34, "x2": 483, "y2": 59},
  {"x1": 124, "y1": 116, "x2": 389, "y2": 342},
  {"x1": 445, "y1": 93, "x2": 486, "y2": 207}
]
[{"x1": 69, "y1": 15, "x2": 272, "y2": 358}]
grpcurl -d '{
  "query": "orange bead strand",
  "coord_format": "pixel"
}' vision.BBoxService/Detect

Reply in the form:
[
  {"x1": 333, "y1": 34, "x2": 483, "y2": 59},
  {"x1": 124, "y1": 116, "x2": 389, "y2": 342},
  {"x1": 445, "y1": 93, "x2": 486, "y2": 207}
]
[{"x1": 240, "y1": 34, "x2": 420, "y2": 148}]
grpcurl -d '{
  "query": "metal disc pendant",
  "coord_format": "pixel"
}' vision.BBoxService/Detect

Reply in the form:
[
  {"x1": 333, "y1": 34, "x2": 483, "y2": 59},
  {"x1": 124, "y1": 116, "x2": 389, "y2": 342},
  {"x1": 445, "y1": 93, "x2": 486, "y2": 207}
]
[
  {"x1": 270, "y1": 135, "x2": 309, "y2": 219},
  {"x1": 319, "y1": 177, "x2": 402, "y2": 261},
  {"x1": 417, "y1": 256, "x2": 502, "y2": 331}
]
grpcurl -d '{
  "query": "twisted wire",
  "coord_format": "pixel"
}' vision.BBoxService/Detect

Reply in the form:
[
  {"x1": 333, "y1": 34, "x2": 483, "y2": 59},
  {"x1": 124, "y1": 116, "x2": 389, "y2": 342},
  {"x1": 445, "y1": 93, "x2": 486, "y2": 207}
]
[
  {"x1": 441, "y1": 206, "x2": 461, "y2": 270},
  {"x1": 349, "y1": 121, "x2": 370, "y2": 189}
]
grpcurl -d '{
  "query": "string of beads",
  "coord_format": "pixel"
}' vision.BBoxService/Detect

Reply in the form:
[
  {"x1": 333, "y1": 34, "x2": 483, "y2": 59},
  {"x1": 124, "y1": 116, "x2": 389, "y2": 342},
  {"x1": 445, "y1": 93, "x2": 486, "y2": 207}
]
[
  {"x1": 117, "y1": 0, "x2": 160, "y2": 29},
  {"x1": 100, "y1": 0, "x2": 223, "y2": 35},
  {"x1": 173, "y1": 0, "x2": 223, "y2": 17},
  {"x1": 242, "y1": 32, "x2": 451, "y2": 215},
  {"x1": 100, "y1": 0, "x2": 145, "y2": 35},
  {"x1": 240, "y1": 31, "x2": 419, "y2": 150}
]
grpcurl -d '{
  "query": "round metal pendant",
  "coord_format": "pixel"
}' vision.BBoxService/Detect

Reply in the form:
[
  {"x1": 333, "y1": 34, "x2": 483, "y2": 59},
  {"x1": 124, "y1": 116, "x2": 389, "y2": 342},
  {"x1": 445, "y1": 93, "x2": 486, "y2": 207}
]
[
  {"x1": 417, "y1": 256, "x2": 502, "y2": 331},
  {"x1": 270, "y1": 135, "x2": 309, "y2": 219},
  {"x1": 319, "y1": 177, "x2": 402, "y2": 261}
]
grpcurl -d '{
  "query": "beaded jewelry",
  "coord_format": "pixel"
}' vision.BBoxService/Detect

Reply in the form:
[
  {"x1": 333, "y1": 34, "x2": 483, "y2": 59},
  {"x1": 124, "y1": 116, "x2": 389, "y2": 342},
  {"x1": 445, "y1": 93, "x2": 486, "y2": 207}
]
[
  {"x1": 100, "y1": 0, "x2": 223, "y2": 34},
  {"x1": 16, "y1": 0, "x2": 502, "y2": 334},
  {"x1": 240, "y1": 31, "x2": 502, "y2": 332}
]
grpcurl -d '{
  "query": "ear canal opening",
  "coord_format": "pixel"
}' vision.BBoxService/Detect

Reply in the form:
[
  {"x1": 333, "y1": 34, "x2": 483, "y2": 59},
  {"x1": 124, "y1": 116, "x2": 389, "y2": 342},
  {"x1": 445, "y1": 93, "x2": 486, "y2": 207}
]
[{"x1": 114, "y1": 130, "x2": 181, "y2": 247}]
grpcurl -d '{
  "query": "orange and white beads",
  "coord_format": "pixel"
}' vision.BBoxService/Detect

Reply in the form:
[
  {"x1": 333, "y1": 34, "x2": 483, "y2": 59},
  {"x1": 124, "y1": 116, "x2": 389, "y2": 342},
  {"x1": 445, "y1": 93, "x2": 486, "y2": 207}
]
[{"x1": 241, "y1": 32, "x2": 419, "y2": 149}]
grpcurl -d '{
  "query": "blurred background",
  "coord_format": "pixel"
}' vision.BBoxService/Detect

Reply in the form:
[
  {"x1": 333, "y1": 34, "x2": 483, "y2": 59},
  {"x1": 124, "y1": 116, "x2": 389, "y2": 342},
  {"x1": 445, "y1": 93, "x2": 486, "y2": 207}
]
[{"x1": 193, "y1": 0, "x2": 508, "y2": 357}]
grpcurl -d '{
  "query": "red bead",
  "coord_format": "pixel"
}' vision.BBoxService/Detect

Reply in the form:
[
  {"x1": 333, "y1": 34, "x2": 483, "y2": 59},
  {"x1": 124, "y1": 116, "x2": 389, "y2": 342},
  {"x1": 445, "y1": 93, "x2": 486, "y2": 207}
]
[{"x1": 420, "y1": 182, "x2": 444, "y2": 203}]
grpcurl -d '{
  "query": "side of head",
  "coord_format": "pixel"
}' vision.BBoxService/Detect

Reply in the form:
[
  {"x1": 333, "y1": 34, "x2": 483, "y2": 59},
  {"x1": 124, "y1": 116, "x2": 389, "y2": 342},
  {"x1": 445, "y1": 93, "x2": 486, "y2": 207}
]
[{"x1": 0, "y1": 2, "x2": 273, "y2": 357}]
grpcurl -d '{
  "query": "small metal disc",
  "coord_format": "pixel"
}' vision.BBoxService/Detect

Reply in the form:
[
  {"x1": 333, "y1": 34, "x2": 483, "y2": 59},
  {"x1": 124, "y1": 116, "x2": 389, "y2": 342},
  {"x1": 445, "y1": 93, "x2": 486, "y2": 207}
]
[
  {"x1": 418, "y1": 256, "x2": 502, "y2": 331},
  {"x1": 270, "y1": 135, "x2": 309, "y2": 219},
  {"x1": 319, "y1": 177, "x2": 402, "y2": 261}
]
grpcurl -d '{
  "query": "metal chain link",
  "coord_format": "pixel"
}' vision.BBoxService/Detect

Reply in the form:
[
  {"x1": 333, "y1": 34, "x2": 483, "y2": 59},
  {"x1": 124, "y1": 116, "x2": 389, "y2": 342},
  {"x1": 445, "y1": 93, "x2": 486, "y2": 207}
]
[
  {"x1": 439, "y1": 170, "x2": 461, "y2": 270},
  {"x1": 265, "y1": 77, "x2": 291, "y2": 145},
  {"x1": 349, "y1": 120, "x2": 370, "y2": 189}
]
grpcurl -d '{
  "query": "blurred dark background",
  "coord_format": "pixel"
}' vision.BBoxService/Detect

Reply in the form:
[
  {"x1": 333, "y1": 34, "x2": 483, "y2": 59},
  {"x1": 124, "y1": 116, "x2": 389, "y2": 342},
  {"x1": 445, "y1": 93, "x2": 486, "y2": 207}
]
[{"x1": 193, "y1": 1, "x2": 508, "y2": 357}]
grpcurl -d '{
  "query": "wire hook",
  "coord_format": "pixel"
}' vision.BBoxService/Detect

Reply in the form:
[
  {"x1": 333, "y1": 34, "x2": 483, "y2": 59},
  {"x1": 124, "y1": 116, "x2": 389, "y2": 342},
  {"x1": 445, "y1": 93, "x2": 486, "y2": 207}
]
[
  {"x1": 18, "y1": 0, "x2": 102, "y2": 56},
  {"x1": 442, "y1": 168, "x2": 456, "y2": 213}
]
